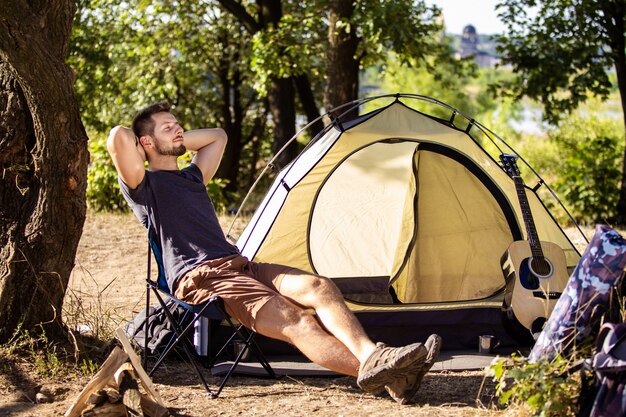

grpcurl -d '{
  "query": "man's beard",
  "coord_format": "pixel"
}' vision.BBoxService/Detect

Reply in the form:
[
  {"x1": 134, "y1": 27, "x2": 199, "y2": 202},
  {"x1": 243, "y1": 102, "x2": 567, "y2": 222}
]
[{"x1": 154, "y1": 139, "x2": 186, "y2": 156}]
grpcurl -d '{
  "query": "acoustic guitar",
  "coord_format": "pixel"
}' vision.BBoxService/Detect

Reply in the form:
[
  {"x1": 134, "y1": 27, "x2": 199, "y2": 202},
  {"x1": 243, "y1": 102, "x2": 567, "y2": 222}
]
[{"x1": 499, "y1": 154, "x2": 569, "y2": 335}]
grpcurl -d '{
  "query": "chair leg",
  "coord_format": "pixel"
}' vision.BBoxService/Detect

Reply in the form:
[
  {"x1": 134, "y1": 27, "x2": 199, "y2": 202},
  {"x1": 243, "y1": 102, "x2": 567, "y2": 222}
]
[
  {"x1": 246, "y1": 332, "x2": 277, "y2": 379},
  {"x1": 212, "y1": 326, "x2": 271, "y2": 398},
  {"x1": 150, "y1": 290, "x2": 218, "y2": 397},
  {"x1": 143, "y1": 289, "x2": 276, "y2": 399},
  {"x1": 220, "y1": 314, "x2": 277, "y2": 379},
  {"x1": 143, "y1": 283, "x2": 151, "y2": 370}
]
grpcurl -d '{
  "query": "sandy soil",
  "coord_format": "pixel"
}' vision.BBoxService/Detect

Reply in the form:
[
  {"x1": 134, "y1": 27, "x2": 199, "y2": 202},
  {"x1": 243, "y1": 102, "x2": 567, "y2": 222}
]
[{"x1": 1, "y1": 212, "x2": 593, "y2": 417}]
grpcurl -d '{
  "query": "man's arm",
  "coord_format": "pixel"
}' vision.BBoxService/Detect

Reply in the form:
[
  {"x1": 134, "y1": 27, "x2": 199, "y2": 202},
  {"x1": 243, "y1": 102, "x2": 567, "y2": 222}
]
[
  {"x1": 106, "y1": 126, "x2": 146, "y2": 189},
  {"x1": 184, "y1": 128, "x2": 228, "y2": 185}
]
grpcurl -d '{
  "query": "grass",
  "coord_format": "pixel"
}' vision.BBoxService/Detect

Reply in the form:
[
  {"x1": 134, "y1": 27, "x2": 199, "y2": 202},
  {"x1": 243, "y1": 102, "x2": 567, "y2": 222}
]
[
  {"x1": 0, "y1": 322, "x2": 100, "y2": 379},
  {"x1": 63, "y1": 275, "x2": 126, "y2": 342}
]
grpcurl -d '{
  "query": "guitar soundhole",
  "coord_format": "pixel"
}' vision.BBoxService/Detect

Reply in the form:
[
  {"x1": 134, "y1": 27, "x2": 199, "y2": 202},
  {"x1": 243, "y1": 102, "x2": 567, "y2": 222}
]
[{"x1": 529, "y1": 257, "x2": 553, "y2": 279}]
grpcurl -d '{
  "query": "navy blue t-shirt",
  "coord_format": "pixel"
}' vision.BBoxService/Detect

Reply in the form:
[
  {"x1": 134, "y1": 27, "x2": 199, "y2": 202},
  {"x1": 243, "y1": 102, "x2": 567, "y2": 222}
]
[{"x1": 118, "y1": 163, "x2": 239, "y2": 290}]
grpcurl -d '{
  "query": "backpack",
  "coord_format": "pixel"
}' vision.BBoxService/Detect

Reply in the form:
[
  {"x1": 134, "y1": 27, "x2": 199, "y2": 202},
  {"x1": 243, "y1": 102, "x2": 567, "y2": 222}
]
[
  {"x1": 579, "y1": 322, "x2": 626, "y2": 417},
  {"x1": 124, "y1": 300, "x2": 190, "y2": 355}
]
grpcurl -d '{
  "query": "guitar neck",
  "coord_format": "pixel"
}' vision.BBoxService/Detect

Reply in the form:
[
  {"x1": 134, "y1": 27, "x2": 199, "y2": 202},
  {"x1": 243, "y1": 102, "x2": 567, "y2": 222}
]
[{"x1": 513, "y1": 176, "x2": 543, "y2": 258}]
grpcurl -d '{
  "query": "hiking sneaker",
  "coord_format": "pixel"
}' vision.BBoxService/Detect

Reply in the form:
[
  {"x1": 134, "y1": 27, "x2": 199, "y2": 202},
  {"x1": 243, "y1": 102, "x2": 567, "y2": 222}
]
[
  {"x1": 356, "y1": 342, "x2": 428, "y2": 394},
  {"x1": 385, "y1": 334, "x2": 442, "y2": 405}
]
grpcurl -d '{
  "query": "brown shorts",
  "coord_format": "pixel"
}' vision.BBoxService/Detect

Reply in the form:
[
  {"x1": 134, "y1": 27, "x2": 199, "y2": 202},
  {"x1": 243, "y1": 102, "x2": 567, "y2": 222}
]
[{"x1": 173, "y1": 254, "x2": 295, "y2": 331}]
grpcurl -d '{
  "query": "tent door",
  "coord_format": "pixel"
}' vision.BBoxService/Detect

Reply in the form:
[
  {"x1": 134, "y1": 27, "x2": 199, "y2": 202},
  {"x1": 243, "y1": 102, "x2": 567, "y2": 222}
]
[{"x1": 391, "y1": 144, "x2": 514, "y2": 304}]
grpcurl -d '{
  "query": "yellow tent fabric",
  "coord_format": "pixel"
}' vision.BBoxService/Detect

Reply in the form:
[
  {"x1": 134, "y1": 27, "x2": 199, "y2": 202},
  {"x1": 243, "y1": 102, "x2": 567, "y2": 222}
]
[{"x1": 310, "y1": 141, "x2": 418, "y2": 278}]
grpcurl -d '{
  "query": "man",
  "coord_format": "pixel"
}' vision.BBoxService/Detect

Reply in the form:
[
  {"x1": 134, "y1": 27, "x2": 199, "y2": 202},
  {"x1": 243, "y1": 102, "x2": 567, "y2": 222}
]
[{"x1": 107, "y1": 102, "x2": 441, "y2": 404}]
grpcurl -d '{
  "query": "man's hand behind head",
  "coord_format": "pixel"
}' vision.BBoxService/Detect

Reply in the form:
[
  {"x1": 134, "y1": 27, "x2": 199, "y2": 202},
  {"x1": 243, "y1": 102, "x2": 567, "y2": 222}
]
[{"x1": 107, "y1": 125, "x2": 147, "y2": 189}]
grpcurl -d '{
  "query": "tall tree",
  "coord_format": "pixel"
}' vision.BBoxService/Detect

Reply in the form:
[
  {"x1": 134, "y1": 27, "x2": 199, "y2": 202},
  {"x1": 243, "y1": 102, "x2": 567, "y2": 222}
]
[
  {"x1": 495, "y1": 0, "x2": 626, "y2": 223},
  {"x1": 324, "y1": 0, "x2": 446, "y2": 114},
  {"x1": 0, "y1": 1, "x2": 89, "y2": 341},
  {"x1": 325, "y1": 0, "x2": 359, "y2": 114},
  {"x1": 218, "y1": 0, "x2": 324, "y2": 166}
]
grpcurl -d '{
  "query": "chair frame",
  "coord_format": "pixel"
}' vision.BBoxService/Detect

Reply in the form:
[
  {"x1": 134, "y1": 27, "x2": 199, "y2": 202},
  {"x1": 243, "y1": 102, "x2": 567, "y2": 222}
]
[{"x1": 142, "y1": 232, "x2": 276, "y2": 398}]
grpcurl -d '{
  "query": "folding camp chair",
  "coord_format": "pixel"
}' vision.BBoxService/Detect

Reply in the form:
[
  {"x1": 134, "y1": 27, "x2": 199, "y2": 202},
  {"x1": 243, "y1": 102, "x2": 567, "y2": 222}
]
[{"x1": 142, "y1": 229, "x2": 276, "y2": 398}]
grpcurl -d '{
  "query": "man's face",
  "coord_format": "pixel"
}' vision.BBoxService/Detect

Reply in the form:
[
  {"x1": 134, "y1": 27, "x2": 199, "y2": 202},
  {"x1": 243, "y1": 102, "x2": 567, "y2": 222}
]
[{"x1": 150, "y1": 112, "x2": 186, "y2": 157}]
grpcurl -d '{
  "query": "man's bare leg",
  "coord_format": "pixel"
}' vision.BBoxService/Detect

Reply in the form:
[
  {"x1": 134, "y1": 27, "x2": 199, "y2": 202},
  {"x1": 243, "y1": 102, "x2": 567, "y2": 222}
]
[
  {"x1": 277, "y1": 271, "x2": 377, "y2": 362},
  {"x1": 254, "y1": 295, "x2": 360, "y2": 376},
  {"x1": 255, "y1": 270, "x2": 439, "y2": 402}
]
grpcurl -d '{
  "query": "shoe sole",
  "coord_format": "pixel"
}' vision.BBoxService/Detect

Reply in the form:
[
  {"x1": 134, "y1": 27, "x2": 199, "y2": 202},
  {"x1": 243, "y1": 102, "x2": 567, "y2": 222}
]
[{"x1": 358, "y1": 343, "x2": 428, "y2": 393}]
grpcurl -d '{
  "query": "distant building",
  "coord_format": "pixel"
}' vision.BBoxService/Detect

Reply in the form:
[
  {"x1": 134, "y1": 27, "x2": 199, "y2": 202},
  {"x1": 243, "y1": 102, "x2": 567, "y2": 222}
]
[
  {"x1": 455, "y1": 24, "x2": 500, "y2": 68},
  {"x1": 459, "y1": 25, "x2": 479, "y2": 57}
]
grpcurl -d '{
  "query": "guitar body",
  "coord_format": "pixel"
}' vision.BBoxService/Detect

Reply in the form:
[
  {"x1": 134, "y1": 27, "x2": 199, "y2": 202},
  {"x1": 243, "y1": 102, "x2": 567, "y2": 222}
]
[{"x1": 501, "y1": 240, "x2": 570, "y2": 332}]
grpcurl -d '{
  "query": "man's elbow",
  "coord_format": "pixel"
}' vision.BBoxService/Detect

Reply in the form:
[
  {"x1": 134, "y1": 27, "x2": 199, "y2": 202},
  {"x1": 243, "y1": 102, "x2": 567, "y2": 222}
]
[
  {"x1": 106, "y1": 126, "x2": 124, "y2": 152},
  {"x1": 216, "y1": 128, "x2": 228, "y2": 144}
]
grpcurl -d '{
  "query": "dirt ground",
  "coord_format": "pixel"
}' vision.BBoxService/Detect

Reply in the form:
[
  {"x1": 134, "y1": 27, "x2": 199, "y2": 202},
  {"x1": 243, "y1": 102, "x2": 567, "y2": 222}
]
[{"x1": 1, "y1": 212, "x2": 592, "y2": 417}]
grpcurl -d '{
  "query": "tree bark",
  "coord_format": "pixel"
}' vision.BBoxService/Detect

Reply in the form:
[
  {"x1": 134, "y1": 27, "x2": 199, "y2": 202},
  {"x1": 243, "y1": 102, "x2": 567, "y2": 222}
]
[
  {"x1": 268, "y1": 76, "x2": 297, "y2": 167},
  {"x1": 605, "y1": 2, "x2": 626, "y2": 225},
  {"x1": 216, "y1": 43, "x2": 244, "y2": 195},
  {"x1": 325, "y1": 0, "x2": 360, "y2": 120},
  {"x1": 294, "y1": 75, "x2": 324, "y2": 138},
  {"x1": 0, "y1": 1, "x2": 89, "y2": 342},
  {"x1": 613, "y1": 56, "x2": 626, "y2": 225}
]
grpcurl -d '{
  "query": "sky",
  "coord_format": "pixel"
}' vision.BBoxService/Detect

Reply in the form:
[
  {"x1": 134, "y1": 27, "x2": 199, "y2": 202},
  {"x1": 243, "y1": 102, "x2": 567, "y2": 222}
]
[{"x1": 426, "y1": 0, "x2": 507, "y2": 35}]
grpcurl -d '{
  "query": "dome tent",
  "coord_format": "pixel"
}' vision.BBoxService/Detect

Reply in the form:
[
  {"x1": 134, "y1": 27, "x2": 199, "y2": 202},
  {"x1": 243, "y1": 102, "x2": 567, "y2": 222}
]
[{"x1": 229, "y1": 94, "x2": 583, "y2": 350}]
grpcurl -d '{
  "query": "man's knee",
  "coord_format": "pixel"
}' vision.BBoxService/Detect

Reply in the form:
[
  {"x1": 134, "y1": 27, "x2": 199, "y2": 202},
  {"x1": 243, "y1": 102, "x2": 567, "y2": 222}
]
[{"x1": 307, "y1": 275, "x2": 343, "y2": 303}]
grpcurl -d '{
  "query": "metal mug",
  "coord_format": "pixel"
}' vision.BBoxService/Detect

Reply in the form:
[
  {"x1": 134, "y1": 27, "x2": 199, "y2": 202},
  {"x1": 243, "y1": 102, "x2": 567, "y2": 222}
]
[
  {"x1": 232, "y1": 340, "x2": 251, "y2": 362},
  {"x1": 478, "y1": 335, "x2": 500, "y2": 354}
]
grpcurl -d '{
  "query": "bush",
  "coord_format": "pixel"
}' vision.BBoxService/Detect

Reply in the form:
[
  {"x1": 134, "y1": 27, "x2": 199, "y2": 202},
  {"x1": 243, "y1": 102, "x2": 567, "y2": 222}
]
[
  {"x1": 548, "y1": 115, "x2": 623, "y2": 225},
  {"x1": 87, "y1": 134, "x2": 128, "y2": 212},
  {"x1": 491, "y1": 353, "x2": 588, "y2": 417}
]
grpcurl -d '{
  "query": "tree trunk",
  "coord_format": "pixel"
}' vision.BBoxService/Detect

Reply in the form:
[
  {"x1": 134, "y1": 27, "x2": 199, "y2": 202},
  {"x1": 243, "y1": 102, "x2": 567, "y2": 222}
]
[
  {"x1": 259, "y1": 0, "x2": 298, "y2": 167},
  {"x1": 294, "y1": 75, "x2": 324, "y2": 138},
  {"x1": 0, "y1": 1, "x2": 89, "y2": 342},
  {"x1": 243, "y1": 107, "x2": 269, "y2": 191},
  {"x1": 268, "y1": 76, "x2": 297, "y2": 167},
  {"x1": 613, "y1": 59, "x2": 626, "y2": 225},
  {"x1": 325, "y1": 0, "x2": 360, "y2": 120},
  {"x1": 216, "y1": 48, "x2": 244, "y2": 196},
  {"x1": 607, "y1": 3, "x2": 626, "y2": 225},
  {"x1": 218, "y1": 0, "x2": 299, "y2": 168}
]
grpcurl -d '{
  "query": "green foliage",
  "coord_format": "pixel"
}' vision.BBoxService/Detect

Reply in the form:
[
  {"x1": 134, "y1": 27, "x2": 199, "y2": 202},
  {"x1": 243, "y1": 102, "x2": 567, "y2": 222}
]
[
  {"x1": 491, "y1": 353, "x2": 586, "y2": 417},
  {"x1": 379, "y1": 54, "x2": 482, "y2": 118},
  {"x1": 354, "y1": 0, "x2": 443, "y2": 68},
  {"x1": 248, "y1": 0, "x2": 455, "y2": 99},
  {"x1": 548, "y1": 114, "x2": 624, "y2": 224},
  {"x1": 494, "y1": 0, "x2": 620, "y2": 124},
  {"x1": 251, "y1": 12, "x2": 325, "y2": 96},
  {"x1": 0, "y1": 322, "x2": 103, "y2": 378},
  {"x1": 79, "y1": 358, "x2": 100, "y2": 376},
  {"x1": 354, "y1": 0, "x2": 474, "y2": 111},
  {"x1": 70, "y1": 0, "x2": 238, "y2": 130},
  {"x1": 206, "y1": 178, "x2": 229, "y2": 214},
  {"x1": 87, "y1": 133, "x2": 128, "y2": 212},
  {"x1": 1, "y1": 323, "x2": 64, "y2": 378},
  {"x1": 71, "y1": 0, "x2": 268, "y2": 204}
]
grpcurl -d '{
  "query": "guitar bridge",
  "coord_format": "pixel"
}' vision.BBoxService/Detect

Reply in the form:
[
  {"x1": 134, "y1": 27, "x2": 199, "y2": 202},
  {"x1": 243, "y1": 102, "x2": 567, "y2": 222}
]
[{"x1": 532, "y1": 291, "x2": 561, "y2": 300}]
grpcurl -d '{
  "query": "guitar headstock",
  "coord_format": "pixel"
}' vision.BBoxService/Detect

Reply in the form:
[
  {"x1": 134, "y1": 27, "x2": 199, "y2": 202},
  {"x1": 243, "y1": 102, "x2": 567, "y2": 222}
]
[{"x1": 500, "y1": 153, "x2": 521, "y2": 178}]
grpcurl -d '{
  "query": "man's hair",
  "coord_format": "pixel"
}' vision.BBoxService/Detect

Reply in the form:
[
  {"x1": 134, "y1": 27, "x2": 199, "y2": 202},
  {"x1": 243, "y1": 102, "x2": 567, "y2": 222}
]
[{"x1": 132, "y1": 102, "x2": 172, "y2": 138}]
